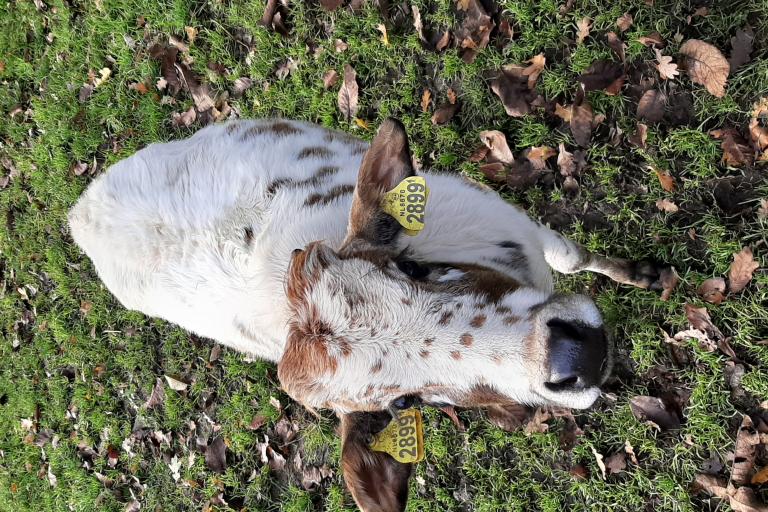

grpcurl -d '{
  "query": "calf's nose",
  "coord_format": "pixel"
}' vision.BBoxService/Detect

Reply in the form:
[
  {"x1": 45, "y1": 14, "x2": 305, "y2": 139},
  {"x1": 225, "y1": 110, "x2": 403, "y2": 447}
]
[{"x1": 544, "y1": 319, "x2": 607, "y2": 391}]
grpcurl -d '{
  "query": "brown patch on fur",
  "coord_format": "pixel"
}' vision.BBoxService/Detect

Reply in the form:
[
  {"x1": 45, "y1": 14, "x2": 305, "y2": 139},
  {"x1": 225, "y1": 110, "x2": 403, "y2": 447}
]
[
  {"x1": 401, "y1": 297, "x2": 413, "y2": 306},
  {"x1": 491, "y1": 353, "x2": 504, "y2": 365},
  {"x1": 419, "y1": 349, "x2": 430, "y2": 358},
  {"x1": 450, "y1": 263, "x2": 522, "y2": 303},
  {"x1": 460, "y1": 333, "x2": 474, "y2": 347},
  {"x1": 450, "y1": 350, "x2": 462, "y2": 360},
  {"x1": 370, "y1": 360, "x2": 383, "y2": 373},
  {"x1": 297, "y1": 146, "x2": 333, "y2": 159},
  {"x1": 315, "y1": 165, "x2": 340, "y2": 179},
  {"x1": 495, "y1": 305, "x2": 512, "y2": 315},
  {"x1": 424, "y1": 338, "x2": 434, "y2": 346},
  {"x1": 225, "y1": 123, "x2": 240, "y2": 135},
  {"x1": 241, "y1": 124, "x2": 272, "y2": 139},
  {"x1": 339, "y1": 339, "x2": 353, "y2": 357},
  {"x1": 271, "y1": 121, "x2": 302, "y2": 136},
  {"x1": 438, "y1": 311, "x2": 454, "y2": 326},
  {"x1": 277, "y1": 328, "x2": 338, "y2": 402},
  {"x1": 469, "y1": 314, "x2": 486, "y2": 328},
  {"x1": 303, "y1": 184, "x2": 355, "y2": 207},
  {"x1": 352, "y1": 144, "x2": 368, "y2": 155},
  {"x1": 461, "y1": 383, "x2": 516, "y2": 407},
  {"x1": 503, "y1": 315, "x2": 522, "y2": 326},
  {"x1": 266, "y1": 177, "x2": 292, "y2": 196}
]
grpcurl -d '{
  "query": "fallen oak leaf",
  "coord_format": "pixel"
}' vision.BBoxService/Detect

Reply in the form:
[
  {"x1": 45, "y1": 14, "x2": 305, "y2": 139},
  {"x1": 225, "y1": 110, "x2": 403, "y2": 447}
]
[
  {"x1": 431, "y1": 102, "x2": 459, "y2": 125},
  {"x1": 591, "y1": 446, "x2": 607, "y2": 479},
  {"x1": 629, "y1": 395, "x2": 681, "y2": 430},
  {"x1": 164, "y1": 375, "x2": 189, "y2": 391},
  {"x1": 616, "y1": 12, "x2": 633, "y2": 32},
  {"x1": 479, "y1": 130, "x2": 515, "y2": 165},
  {"x1": 697, "y1": 277, "x2": 726, "y2": 304},
  {"x1": 205, "y1": 437, "x2": 227, "y2": 473},
  {"x1": 455, "y1": 0, "x2": 494, "y2": 63},
  {"x1": 319, "y1": 0, "x2": 343, "y2": 10},
  {"x1": 728, "y1": 247, "x2": 759, "y2": 293},
  {"x1": 637, "y1": 89, "x2": 666, "y2": 123},
  {"x1": 522, "y1": 53, "x2": 546, "y2": 89},
  {"x1": 679, "y1": 39, "x2": 730, "y2": 98},
  {"x1": 576, "y1": 17, "x2": 591, "y2": 45},
  {"x1": 710, "y1": 128, "x2": 753, "y2": 167},
  {"x1": 525, "y1": 146, "x2": 557, "y2": 170},
  {"x1": 337, "y1": 64, "x2": 359, "y2": 122},
  {"x1": 752, "y1": 466, "x2": 768, "y2": 485},
  {"x1": 628, "y1": 122, "x2": 648, "y2": 148},
  {"x1": 577, "y1": 60, "x2": 624, "y2": 92},
  {"x1": 693, "y1": 473, "x2": 729, "y2": 499},
  {"x1": 684, "y1": 303, "x2": 724, "y2": 341},
  {"x1": 654, "y1": 167, "x2": 675, "y2": 192},
  {"x1": 376, "y1": 23, "x2": 389, "y2": 46},
  {"x1": 172, "y1": 107, "x2": 197, "y2": 127},
  {"x1": 638, "y1": 31, "x2": 665, "y2": 48},
  {"x1": 606, "y1": 32, "x2": 626, "y2": 63},
  {"x1": 491, "y1": 65, "x2": 538, "y2": 117},
  {"x1": 729, "y1": 486, "x2": 768, "y2": 512},
  {"x1": 732, "y1": 415, "x2": 760, "y2": 485},
  {"x1": 605, "y1": 452, "x2": 627, "y2": 475},
  {"x1": 570, "y1": 88, "x2": 593, "y2": 147},
  {"x1": 655, "y1": 49, "x2": 679, "y2": 80},
  {"x1": 420, "y1": 89, "x2": 431, "y2": 112},
  {"x1": 655, "y1": 198, "x2": 678, "y2": 213},
  {"x1": 659, "y1": 267, "x2": 679, "y2": 301},
  {"x1": 322, "y1": 69, "x2": 338, "y2": 90},
  {"x1": 554, "y1": 103, "x2": 572, "y2": 123}
]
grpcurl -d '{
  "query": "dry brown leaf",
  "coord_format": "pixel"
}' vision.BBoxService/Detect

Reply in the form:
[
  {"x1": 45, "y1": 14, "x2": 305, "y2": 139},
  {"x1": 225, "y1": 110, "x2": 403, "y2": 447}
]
[
  {"x1": 164, "y1": 375, "x2": 189, "y2": 391},
  {"x1": 479, "y1": 130, "x2": 515, "y2": 165},
  {"x1": 693, "y1": 473, "x2": 729, "y2": 499},
  {"x1": 478, "y1": 162, "x2": 506, "y2": 183},
  {"x1": 591, "y1": 447, "x2": 607, "y2": 479},
  {"x1": 624, "y1": 440, "x2": 639, "y2": 464},
  {"x1": 554, "y1": 103, "x2": 572, "y2": 123},
  {"x1": 435, "y1": 31, "x2": 451, "y2": 52},
  {"x1": 522, "y1": 54, "x2": 546, "y2": 89},
  {"x1": 654, "y1": 168, "x2": 675, "y2": 192},
  {"x1": 571, "y1": 92, "x2": 593, "y2": 146},
  {"x1": 447, "y1": 87, "x2": 458, "y2": 105},
  {"x1": 758, "y1": 198, "x2": 768, "y2": 220},
  {"x1": 660, "y1": 267, "x2": 680, "y2": 301},
  {"x1": 606, "y1": 32, "x2": 626, "y2": 63},
  {"x1": 638, "y1": 31, "x2": 665, "y2": 47},
  {"x1": 655, "y1": 49, "x2": 679, "y2": 80},
  {"x1": 144, "y1": 377, "x2": 165, "y2": 409},
  {"x1": 322, "y1": 69, "x2": 339, "y2": 90},
  {"x1": 334, "y1": 39, "x2": 348, "y2": 53},
  {"x1": 730, "y1": 27, "x2": 755, "y2": 73},
  {"x1": 486, "y1": 404, "x2": 531, "y2": 432},
  {"x1": 491, "y1": 65, "x2": 538, "y2": 117},
  {"x1": 752, "y1": 466, "x2": 768, "y2": 485},
  {"x1": 205, "y1": 437, "x2": 227, "y2": 473},
  {"x1": 628, "y1": 122, "x2": 648, "y2": 148},
  {"x1": 577, "y1": 60, "x2": 624, "y2": 92},
  {"x1": 655, "y1": 198, "x2": 678, "y2": 213},
  {"x1": 172, "y1": 107, "x2": 197, "y2": 127},
  {"x1": 421, "y1": 89, "x2": 432, "y2": 113},
  {"x1": 684, "y1": 303, "x2": 724, "y2": 341},
  {"x1": 697, "y1": 277, "x2": 726, "y2": 304},
  {"x1": 728, "y1": 247, "x2": 759, "y2": 293},
  {"x1": 337, "y1": 64, "x2": 358, "y2": 122},
  {"x1": 605, "y1": 452, "x2": 627, "y2": 475},
  {"x1": 616, "y1": 13, "x2": 633, "y2": 32},
  {"x1": 629, "y1": 395, "x2": 681, "y2": 430},
  {"x1": 557, "y1": 143, "x2": 575, "y2": 176},
  {"x1": 733, "y1": 415, "x2": 760, "y2": 485},
  {"x1": 432, "y1": 102, "x2": 459, "y2": 125},
  {"x1": 576, "y1": 17, "x2": 591, "y2": 45},
  {"x1": 526, "y1": 146, "x2": 556, "y2": 170},
  {"x1": 524, "y1": 408, "x2": 552, "y2": 435},
  {"x1": 439, "y1": 405, "x2": 465, "y2": 431},
  {"x1": 680, "y1": 39, "x2": 730, "y2": 98},
  {"x1": 185, "y1": 26, "x2": 198, "y2": 43},
  {"x1": 232, "y1": 77, "x2": 253, "y2": 97},
  {"x1": 261, "y1": 0, "x2": 290, "y2": 36},
  {"x1": 275, "y1": 58, "x2": 298, "y2": 80},
  {"x1": 729, "y1": 486, "x2": 768, "y2": 512},
  {"x1": 376, "y1": 24, "x2": 389, "y2": 46},
  {"x1": 455, "y1": 0, "x2": 494, "y2": 63},
  {"x1": 710, "y1": 128, "x2": 753, "y2": 167},
  {"x1": 637, "y1": 89, "x2": 666, "y2": 123},
  {"x1": 319, "y1": 0, "x2": 343, "y2": 10}
]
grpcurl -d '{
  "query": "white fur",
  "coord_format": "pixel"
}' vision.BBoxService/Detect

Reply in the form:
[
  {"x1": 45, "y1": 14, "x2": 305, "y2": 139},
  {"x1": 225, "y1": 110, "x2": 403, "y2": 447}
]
[{"x1": 69, "y1": 119, "x2": 604, "y2": 410}]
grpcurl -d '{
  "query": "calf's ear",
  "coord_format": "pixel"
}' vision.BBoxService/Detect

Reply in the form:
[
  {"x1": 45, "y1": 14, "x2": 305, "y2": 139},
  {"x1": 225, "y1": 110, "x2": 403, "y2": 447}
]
[
  {"x1": 342, "y1": 118, "x2": 416, "y2": 252},
  {"x1": 339, "y1": 411, "x2": 412, "y2": 512}
]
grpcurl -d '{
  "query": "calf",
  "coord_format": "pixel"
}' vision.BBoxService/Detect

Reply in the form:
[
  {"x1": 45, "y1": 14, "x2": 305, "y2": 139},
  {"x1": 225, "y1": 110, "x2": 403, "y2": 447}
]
[{"x1": 69, "y1": 118, "x2": 668, "y2": 511}]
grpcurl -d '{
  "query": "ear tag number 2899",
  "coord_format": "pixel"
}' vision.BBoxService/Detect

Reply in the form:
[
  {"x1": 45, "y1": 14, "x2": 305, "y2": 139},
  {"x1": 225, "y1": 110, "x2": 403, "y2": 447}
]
[
  {"x1": 380, "y1": 176, "x2": 430, "y2": 236},
  {"x1": 368, "y1": 408, "x2": 425, "y2": 464}
]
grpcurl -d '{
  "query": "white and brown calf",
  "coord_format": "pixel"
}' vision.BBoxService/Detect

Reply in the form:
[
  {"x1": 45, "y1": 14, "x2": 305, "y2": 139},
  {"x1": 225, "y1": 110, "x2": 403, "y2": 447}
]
[{"x1": 69, "y1": 118, "x2": 669, "y2": 511}]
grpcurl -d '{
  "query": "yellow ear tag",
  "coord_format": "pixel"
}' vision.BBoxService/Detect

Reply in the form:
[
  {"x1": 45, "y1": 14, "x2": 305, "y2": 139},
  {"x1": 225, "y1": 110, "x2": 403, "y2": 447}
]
[
  {"x1": 369, "y1": 408, "x2": 425, "y2": 464},
  {"x1": 380, "y1": 176, "x2": 429, "y2": 236}
]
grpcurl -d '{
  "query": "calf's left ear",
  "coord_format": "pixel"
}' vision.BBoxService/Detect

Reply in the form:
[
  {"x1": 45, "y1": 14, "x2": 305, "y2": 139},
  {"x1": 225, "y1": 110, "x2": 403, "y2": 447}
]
[
  {"x1": 342, "y1": 118, "x2": 416, "y2": 252},
  {"x1": 340, "y1": 411, "x2": 412, "y2": 512}
]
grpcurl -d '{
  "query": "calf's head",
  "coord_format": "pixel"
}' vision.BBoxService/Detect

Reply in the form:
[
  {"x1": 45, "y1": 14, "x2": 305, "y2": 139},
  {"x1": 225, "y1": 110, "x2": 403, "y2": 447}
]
[{"x1": 278, "y1": 119, "x2": 612, "y2": 511}]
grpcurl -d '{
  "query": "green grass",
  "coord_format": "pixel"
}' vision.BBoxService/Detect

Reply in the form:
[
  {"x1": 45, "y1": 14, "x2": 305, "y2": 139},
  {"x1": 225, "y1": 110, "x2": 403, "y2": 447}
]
[{"x1": 1, "y1": 0, "x2": 767, "y2": 510}]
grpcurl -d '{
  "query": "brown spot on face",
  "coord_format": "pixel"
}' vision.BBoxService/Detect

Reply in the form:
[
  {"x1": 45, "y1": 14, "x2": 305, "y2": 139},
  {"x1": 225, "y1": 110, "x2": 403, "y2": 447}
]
[
  {"x1": 277, "y1": 328, "x2": 338, "y2": 402},
  {"x1": 460, "y1": 333, "x2": 474, "y2": 347},
  {"x1": 438, "y1": 311, "x2": 454, "y2": 326},
  {"x1": 503, "y1": 315, "x2": 521, "y2": 326},
  {"x1": 470, "y1": 314, "x2": 486, "y2": 328},
  {"x1": 303, "y1": 184, "x2": 355, "y2": 207},
  {"x1": 420, "y1": 349, "x2": 430, "y2": 358},
  {"x1": 298, "y1": 146, "x2": 333, "y2": 159},
  {"x1": 459, "y1": 383, "x2": 516, "y2": 408},
  {"x1": 364, "y1": 384, "x2": 375, "y2": 397},
  {"x1": 370, "y1": 360, "x2": 382, "y2": 373},
  {"x1": 496, "y1": 306, "x2": 512, "y2": 315},
  {"x1": 401, "y1": 297, "x2": 413, "y2": 306},
  {"x1": 424, "y1": 338, "x2": 434, "y2": 346},
  {"x1": 450, "y1": 350, "x2": 462, "y2": 360}
]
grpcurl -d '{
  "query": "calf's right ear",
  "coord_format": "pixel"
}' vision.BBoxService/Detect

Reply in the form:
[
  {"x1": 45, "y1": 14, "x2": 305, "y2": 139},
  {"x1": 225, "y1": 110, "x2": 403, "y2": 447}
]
[{"x1": 340, "y1": 411, "x2": 412, "y2": 512}]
